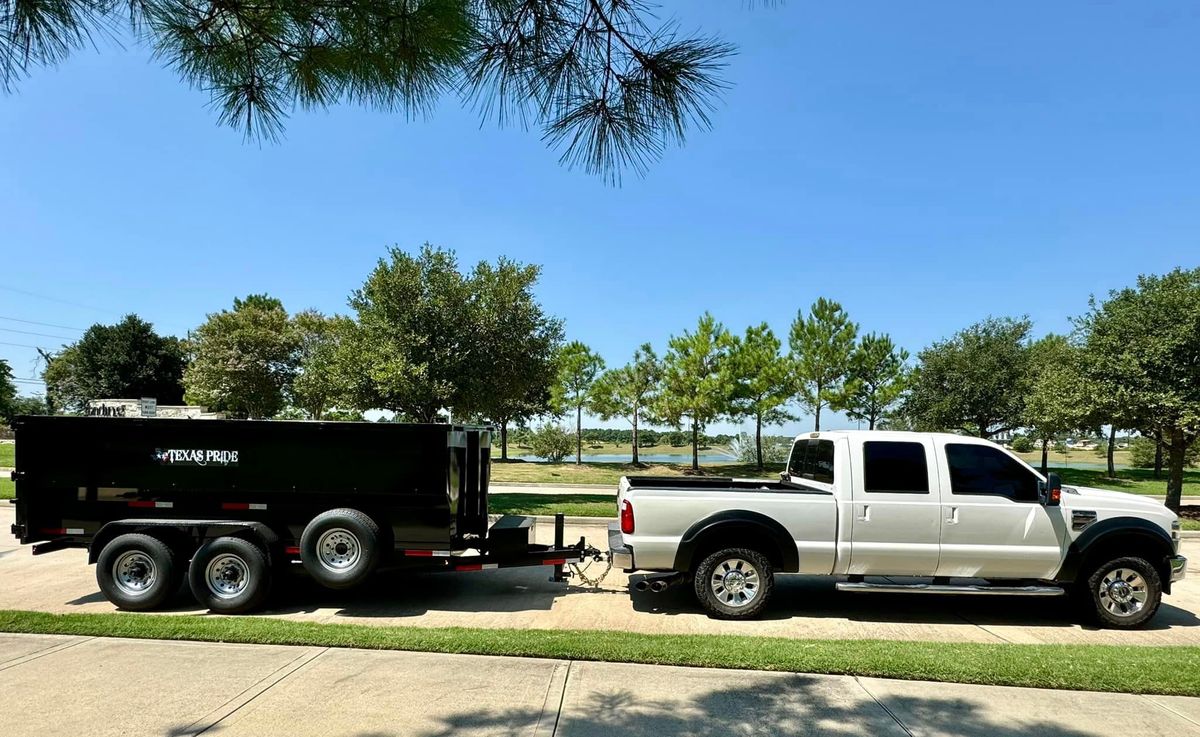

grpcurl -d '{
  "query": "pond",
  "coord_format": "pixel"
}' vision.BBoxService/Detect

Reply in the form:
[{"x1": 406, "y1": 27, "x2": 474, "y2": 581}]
[{"x1": 504, "y1": 452, "x2": 738, "y2": 464}]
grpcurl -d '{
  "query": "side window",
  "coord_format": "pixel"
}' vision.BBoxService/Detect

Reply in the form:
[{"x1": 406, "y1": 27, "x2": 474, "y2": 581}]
[
  {"x1": 863, "y1": 442, "x2": 929, "y2": 494},
  {"x1": 945, "y1": 444, "x2": 1039, "y2": 502},
  {"x1": 787, "y1": 440, "x2": 809, "y2": 477},
  {"x1": 787, "y1": 439, "x2": 835, "y2": 484}
]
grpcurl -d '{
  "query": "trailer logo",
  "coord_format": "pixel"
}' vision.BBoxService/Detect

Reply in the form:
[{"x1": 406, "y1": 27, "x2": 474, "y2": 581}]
[{"x1": 154, "y1": 449, "x2": 239, "y2": 467}]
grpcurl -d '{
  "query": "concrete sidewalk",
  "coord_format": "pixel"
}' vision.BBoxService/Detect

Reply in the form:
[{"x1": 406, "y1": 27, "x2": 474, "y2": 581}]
[{"x1": 1, "y1": 633, "x2": 1196, "y2": 737}]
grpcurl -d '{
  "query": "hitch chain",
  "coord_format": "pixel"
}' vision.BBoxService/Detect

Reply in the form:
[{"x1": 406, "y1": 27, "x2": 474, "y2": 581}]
[{"x1": 568, "y1": 547, "x2": 613, "y2": 588}]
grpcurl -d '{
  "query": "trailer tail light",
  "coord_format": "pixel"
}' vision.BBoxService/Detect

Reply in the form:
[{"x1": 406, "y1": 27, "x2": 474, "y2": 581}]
[{"x1": 620, "y1": 499, "x2": 635, "y2": 534}]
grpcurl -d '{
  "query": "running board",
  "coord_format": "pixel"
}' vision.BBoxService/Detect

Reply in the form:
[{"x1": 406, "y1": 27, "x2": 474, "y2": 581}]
[{"x1": 835, "y1": 582, "x2": 1065, "y2": 597}]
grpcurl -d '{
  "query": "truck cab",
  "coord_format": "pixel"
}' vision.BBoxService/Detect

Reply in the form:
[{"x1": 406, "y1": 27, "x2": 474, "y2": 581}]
[{"x1": 611, "y1": 430, "x2": 1185, "y2": 627}]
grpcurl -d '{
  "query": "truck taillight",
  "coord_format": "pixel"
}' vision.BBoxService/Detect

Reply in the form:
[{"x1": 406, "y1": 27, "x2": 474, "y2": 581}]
[{"x1": 620, "y1": 499, "x2": 635, "y2": 534}]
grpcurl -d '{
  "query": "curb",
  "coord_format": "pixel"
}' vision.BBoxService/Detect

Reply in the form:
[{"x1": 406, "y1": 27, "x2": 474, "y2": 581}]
[
  {"x1": 490, "y1": 482, "x2": 612, "y2": 490},
  {"x1": 488, "y1": 513, "x2": 614, "y2": 526}
]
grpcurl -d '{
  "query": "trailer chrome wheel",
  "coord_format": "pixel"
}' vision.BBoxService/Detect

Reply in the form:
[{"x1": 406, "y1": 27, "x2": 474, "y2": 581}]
[
  {"x1": 113, "y1": 551, "x2": 158, "y2": 597},
  {"x1": 693, "y1": 547, "x2": 775, "y2": 620},
  {"x1": 300, "y1": 509, "x2": 381, "y2": 590},
  {"x1": 189, "y1": 537, "x2": 272, "y2": 614},
  {"x1": 96, "y1": 533, "x2": 179, "y2": 612},
  {"x1": 205, "y1": 554, "x2": 252, "y2": 599},
  {"x1": 316, "y1": 528, "x2": 361, "y2": 572}
]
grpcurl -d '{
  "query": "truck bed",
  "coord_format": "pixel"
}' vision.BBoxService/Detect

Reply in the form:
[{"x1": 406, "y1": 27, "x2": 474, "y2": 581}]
[{"x1": 621, "y1": 476, "x2": 831, "y2": 495}]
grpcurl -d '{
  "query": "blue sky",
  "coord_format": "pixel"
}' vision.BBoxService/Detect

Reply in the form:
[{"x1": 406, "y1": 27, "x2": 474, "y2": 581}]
[{"x1": 2, "y1": 1, "x2": 1198, "y2": 435}]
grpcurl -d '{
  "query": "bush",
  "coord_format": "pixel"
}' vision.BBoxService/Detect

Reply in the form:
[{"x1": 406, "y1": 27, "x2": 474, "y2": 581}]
[
  {"x1": 1130, "y1": 435, "x2": 1200, "y2": 468},
  {"x1": 528, "y1": 424, "x2": 575, "y2": 463},
  {"x1": 1011, "y1": 436, "x2": 1034, "y2": 453},
  {"x1": 731, "y1": 433, "x2": 791, "y2": 465}
]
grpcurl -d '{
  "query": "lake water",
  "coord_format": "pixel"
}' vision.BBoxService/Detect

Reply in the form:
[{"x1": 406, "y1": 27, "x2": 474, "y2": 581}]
[{"x1": 504, "y1": 452, "x2": 738, "y2": 464}]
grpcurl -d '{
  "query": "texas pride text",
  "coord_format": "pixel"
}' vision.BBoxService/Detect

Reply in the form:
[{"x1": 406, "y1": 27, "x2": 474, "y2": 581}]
[{"x1": 154, "y1": 448, "x2": 239, "y2": 467}]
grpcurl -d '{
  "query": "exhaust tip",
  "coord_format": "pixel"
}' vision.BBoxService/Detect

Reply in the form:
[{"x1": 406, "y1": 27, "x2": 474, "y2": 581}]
[
  {"x1": 649, "y1": 580, "x2": 668, "y2": 593},
  {"x1": 634, "y1": 580, "x2": 650, "y2": 592}
]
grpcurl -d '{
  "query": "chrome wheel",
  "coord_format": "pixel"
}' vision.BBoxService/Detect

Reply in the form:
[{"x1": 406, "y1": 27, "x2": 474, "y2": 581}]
[
  {"x1": 113, "y1": 551, "x2": 157, "y2": 597},
  {"x1": 316, "y1": 528, "x2": 361, "y2": 572},
  {"x1": 1098, "y1": 567, "x2": 1149, "y2": 618},
  {"x1": 709, "y1": 558, "x2": 761, "y2": 608},
  {"x1": 205, "y1": 554, "x2": 250, "y2": 599}
]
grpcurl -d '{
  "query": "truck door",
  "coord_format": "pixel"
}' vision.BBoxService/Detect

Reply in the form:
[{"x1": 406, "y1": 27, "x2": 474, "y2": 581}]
[
  {"x1": 847, "y1": 438, "x2": 942, "y2": 576},
  {"x1": 933, "y1": 440, "x2": 1067, "y2": 579}
]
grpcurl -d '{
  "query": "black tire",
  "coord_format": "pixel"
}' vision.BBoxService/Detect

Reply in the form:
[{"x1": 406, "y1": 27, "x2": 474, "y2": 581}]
[
  {"x1": 95, "y1": 533, "x2": 180, "y2": 611},
  {"x1": 300, "y1": 508, "x2": 381, "y2": 590},
  {"x1": 188, "y1": 536, "x2": 272, "y2": 614},
  {"x1": 693, "y1": 547, "x2": 775, "y2": 620},
  {"x1": 1077, "y1": 555, "x2": 1163, "y2": 629}
]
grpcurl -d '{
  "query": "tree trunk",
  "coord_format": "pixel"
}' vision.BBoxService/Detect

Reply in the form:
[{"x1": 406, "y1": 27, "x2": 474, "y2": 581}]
[
  {"x1": 1041, "y1": 438, "x2": 1049, "y2": 476},
  {"x1": 575, "y1": 405, "x2": 582, "y2": 465},
  {"x1": 1166, "y1": 428, "x2": 1186, "y2": 513},
  {"x1": 868, "y1": 413, "x2": 876, "y2": 431},
  {"x1": 691, "y1": 419, "x2": 699, "y2": 472},
  {"x1": 1154, "y1": 432, "x2": 1164, "y2": 479},
  {"x1": 1106, "y1": 426, "x2": 1117, "y2": 478},
  {"x1": 814, "y1": 401, "x2": 822, "y2": 432},
  {"x1": 632, "y1": 410, "x2": 640, "y2": 466},
  {"x1": 755, "y1": 413, "x2": 764, "y2": 471},
  {"x1": 500, "y1": 420, "x2": 509, "y2": 461}
]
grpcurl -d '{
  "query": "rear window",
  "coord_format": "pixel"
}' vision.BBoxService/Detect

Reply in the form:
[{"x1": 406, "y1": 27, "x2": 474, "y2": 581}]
[
  {"x1": 787, "y1": 439, "x2": 835, "y2": 484},
  {"x1": 863, "y1": 442, "x2": 929, "y2": 494}
]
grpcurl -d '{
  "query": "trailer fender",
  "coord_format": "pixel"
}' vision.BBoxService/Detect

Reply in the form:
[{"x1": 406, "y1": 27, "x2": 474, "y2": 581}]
[{"x1": 88, "y1": 519, "x2": 280, "y2": 565}]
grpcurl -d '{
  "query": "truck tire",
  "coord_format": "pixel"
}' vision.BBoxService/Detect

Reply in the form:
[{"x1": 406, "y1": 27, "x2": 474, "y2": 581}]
[
  {"x1": 96, "y1": 533, "x2": 180, "y2": 611},
  {"x1": 300, "y1": 508, "x2": 381, "y2": 590},
  {"x1": 1077, "y1": 555, "x2": 1163, "y2": 629},
  {"x1": 693, "y1": 547, "x2": 774, "y2": 620},
  {"x1": 189, "y1": 536, "x2": 272, "y2": 614}
]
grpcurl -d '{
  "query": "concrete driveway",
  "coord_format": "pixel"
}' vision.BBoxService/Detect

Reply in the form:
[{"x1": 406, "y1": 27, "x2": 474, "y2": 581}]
[
  {"x1": 1, "y1": 505, "x2": 1199, "y2": 645},
  {"x1": 2, "y1": 633, "x2": 1197, "y2": 737}
]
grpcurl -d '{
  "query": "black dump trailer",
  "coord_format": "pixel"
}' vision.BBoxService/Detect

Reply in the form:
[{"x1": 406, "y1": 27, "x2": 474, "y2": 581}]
[{"x1": 8, "y1": 416, "x2": 593, "y2": 613}]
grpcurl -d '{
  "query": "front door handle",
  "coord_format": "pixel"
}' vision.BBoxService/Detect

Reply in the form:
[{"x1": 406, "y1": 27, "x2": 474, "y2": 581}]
[
  {"x1": 946, "y1": 506, "x2": 959, "y2": 525},
  {"x1": 857, "y1": 504, "x2": 870, "y2": 522}
]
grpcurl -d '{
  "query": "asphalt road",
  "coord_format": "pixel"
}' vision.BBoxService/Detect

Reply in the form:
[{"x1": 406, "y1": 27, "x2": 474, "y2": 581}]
[
  {"x1": 2, "y1": 505, "x2": 1199, "y2": 645},
  {"x1": 5, "y1": 633, "x2": 1197, "y2": 737}
]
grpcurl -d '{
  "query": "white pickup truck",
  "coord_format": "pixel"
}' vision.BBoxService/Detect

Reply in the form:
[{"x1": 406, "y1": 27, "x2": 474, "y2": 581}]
[{"x1": 609, "y1": 431, "x2": 1185, "y2": 627}]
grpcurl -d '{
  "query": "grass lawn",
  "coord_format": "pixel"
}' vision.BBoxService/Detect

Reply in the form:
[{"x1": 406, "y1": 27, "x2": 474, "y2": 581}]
[
  {"x1": 491, "y1": 460, "x2": 784, "y2": 486},
  {"x1": 0, "y1": 443, "x2": 12, "y2": 467},
  {"x1": 1054, "y1": 466, "x2": 1199, "y2": 496},
  {"x1": 495, "y1": 441, "x2": 733, "y2": 460},
  {"x1": 0, "y1": 478, "x2": 12, "y2": 500},
  {"x1": 1014, "y1": 448, "x2": 1133, "y2": 468},
  {"x1": 0, "y1": 610, "x2": 1195, "y2": 696},
  {"x1": 489, "y1": 493, "x2": 616, "y2": 518}
]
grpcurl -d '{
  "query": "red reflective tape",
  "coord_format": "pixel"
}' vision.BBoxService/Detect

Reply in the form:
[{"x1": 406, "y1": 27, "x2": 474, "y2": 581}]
[
  {"x1": 456, "y1": 564, "x2": 483, "y2": 571},
  {"x1": 39, "y1": 527, "x2": 66, "y2": 535},
  {"x1": 284, "y1": 546, "x2": 301, "y2": 555},
  {"x1": 128, "y1": 501, "x2": 155, "y2": 508},
  {"x1": 405, "y1": 550, "x2": 433, "y2": 557},
  {"x1": 222, "y1": 502, "x2": 250, "y2": 510},
  {"x1": 544, "y1": 559, "x2": 567, "y2": 566}
]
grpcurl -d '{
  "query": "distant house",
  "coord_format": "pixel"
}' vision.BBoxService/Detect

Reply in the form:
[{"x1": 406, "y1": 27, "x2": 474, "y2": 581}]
[{"x1": 86, "y1": 399, "x2": 223, "y2": 420}]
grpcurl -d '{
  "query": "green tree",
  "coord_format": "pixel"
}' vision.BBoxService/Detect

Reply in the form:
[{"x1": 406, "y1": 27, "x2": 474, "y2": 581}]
[
  {"x1": 3, "y1": 2, "x2": 739, "y2": 180},
  {"x1": 41, "y1": 315, "x2": 186, "y2": 413},
  {"x1": 468, "y1": 258, "x2": 564, "y2": 460},
  {"x1": 1022, "y1": 335, "x2": 1096, "y2": 474},
  {"x1": 904, "y1": 317, "x2": 1032, "y2": 439},
  {"x1": 844, "y1": 333, "x2": 909, "y2": 431},
  {"x1": 1077, "y1": 268, "x2": 1200, "y2": 512},
  {"x1": 184, "y1": 295, "x2": 300, "y2": 419},
  {"x1": 551, "y1": 341, "x2": 605, "y2": 464},
  {"x1": 0, "y1": 359, "x2": 15, "y2": 423},
  {"x1": 291, "y1": 311, "x2": 355, "y2": 420},
  {"x1": 589, "y1": 343, "x2": 662, "y2": 465},
  {"x1": 728, "y1": 324, "x2": 794, "y2": 470},
  {"x1": 789, "y1": 298, "x2": 858, "y2": 431},
  {"x1": 528, "y1": 423, "x2": 575, "y2": 463},
  {"x1": 657, "y1": 313, "x2": 737, "y2": 471}
]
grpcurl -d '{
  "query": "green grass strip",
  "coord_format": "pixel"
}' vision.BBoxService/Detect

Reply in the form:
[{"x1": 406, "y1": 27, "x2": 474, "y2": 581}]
[
  {"x1": 1, "y1": 609, "x2": 1197, "y2": 695},
  {"x1": 0, "y1": 478, "x2": 12, "y2": 500},
  {"x1": 489, "y1": 493, "x2": 615, "y2": 518}
]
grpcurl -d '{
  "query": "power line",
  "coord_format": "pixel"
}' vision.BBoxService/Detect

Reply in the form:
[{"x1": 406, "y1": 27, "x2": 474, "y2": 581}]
[
  {"x1": 13, "y1": 378, "x2": 45, "y2": 384},
  {"x1": 0, "y1": 341, "x2": 42, "y2": 349},
  {"x1": 0, "y1": 327, "x2": 72, "y2": 340},
  {"x1": 0, "y1": 284, "x2": 115, "y2": 315},
  {"x1": 0, "y1": 315, "x2": 85, "y2": 332}
]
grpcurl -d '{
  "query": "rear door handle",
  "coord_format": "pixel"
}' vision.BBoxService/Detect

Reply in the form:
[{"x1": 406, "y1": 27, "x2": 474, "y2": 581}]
[
  {"x1": 857, "y1": 504, "x2": 870, "y2": 522},
  {"x1": 946, "y1": 506, "x2": 959, "y2": 524}
]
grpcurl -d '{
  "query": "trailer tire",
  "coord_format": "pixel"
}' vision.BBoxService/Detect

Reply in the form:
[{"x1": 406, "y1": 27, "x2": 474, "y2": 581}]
[
  {"x1": 95, "y1": 533, "x2": 180, "y2": 611},
  {"x1": 300, "y1": 508, "x2": 381, "y2": 590},
  {"x1": 693, "y1": 547, "x2": 774, "y2": 620},
  {"x1": 189, "y1": 536, "x2": 272, "y2": 614}
]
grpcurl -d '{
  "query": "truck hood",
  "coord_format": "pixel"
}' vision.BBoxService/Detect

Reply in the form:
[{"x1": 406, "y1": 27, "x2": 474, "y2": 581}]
[{"x1": 1065, "y1": 485, "x2": 1170, "y2": 515}]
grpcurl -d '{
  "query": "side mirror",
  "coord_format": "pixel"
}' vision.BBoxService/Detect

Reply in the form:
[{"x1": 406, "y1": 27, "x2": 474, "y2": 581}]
[
  {"x1": 1040, "y1": 472, "x2": 1062, "y2": 507},
  {"x1": 779, "y1": 472, "x2": 788, "y2": 483}
]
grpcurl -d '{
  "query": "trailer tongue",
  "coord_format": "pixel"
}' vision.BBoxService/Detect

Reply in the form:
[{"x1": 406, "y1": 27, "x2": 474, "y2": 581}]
[{"x1": 9, "y1": 416, "x2": 601, "y2": 613}]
